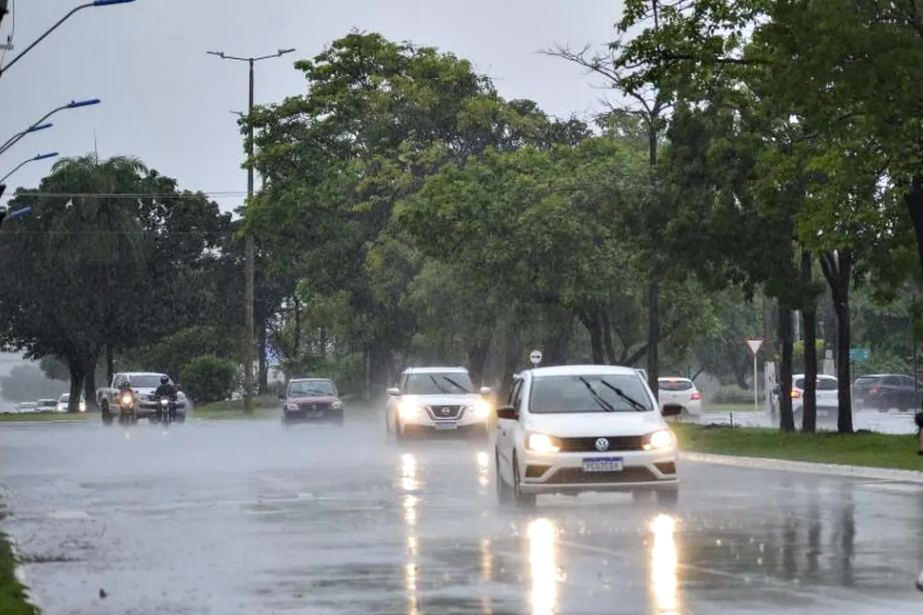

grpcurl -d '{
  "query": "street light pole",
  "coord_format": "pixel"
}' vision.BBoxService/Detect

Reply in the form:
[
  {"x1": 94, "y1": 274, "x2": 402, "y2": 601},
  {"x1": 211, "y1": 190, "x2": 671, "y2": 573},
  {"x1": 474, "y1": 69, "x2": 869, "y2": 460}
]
[
  {"x1": 0, "y1": 151, "x2": 59, "y2": 183},
  {"x1": 0, "y1": 0, "x2": 136, "y2": 79},
  {"x1": 207, "y1": 47, "x2": 294, "y2": 414},
  {"x1": 0, "y1": 98, "x2": 100, "y2": 157}
]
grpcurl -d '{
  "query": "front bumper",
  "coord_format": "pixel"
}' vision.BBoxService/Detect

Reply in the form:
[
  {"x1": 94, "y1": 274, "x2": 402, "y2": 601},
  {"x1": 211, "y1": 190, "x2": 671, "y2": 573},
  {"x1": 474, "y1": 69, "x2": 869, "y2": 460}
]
[
  {"x1": 284, "y1": 407, "x2": 343, "y2": 422},
  {"x1": 517, "y1": 448, "x2": 679, "y2": 495},
  {"x1": 399, "y1": 408, "x2": 490, "y2": 435}
]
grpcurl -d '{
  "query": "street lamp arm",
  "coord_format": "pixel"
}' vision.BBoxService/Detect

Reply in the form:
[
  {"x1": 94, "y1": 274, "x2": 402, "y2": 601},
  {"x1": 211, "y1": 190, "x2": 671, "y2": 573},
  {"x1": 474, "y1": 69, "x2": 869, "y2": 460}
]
[
  {"x1": 0, "y1": 105, "x2": 65, "y2": 155},
  {"x1": 0, "y1": 159, "x2": 30, "y2": 184},
  {"x1": 0, "y1": 3, "x2": 93, "y2": 77}
]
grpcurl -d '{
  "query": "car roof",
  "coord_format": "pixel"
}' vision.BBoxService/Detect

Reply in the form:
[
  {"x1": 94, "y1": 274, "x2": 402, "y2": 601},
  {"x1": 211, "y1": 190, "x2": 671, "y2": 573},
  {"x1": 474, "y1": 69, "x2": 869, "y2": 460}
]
[
  {"x1": 289, "y1": 377, "x2": 333, "y2": 382},
  {"x1": 792, "y1": 374, "x2": 837, "y2": 379},
  {"x1": 525, "y1": 364, "x2": 642, "y2": 378},
  {"x1": 658, "y1": 376, "x2": 693, "y2": 382},
  {"x1": 402, "y1": 366, "x2": 469, "y2": 374},
  {"x1": 120, "y1": 372, "x2": 166, "y2": 377}
]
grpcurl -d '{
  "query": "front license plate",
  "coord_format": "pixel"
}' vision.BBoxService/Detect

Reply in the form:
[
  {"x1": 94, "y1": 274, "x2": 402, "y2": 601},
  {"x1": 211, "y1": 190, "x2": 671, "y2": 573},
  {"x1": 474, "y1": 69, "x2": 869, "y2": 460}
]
[
  {"x1": 582, "y1": 457, "x2": 624, "y2": 472},
  {"x1": 306, "y1": 411, "x2": 323, "y2": 418},
  {"x1": 434, "y1": 422, "x2": 457, "y2": 430}
]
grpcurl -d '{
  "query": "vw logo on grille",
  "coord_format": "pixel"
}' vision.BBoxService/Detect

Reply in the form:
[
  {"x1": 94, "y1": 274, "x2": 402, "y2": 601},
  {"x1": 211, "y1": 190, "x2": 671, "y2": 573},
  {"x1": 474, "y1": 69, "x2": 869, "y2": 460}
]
[
  {"x1": 441, "y1": 407, "x2": 451, "y2": 416},
  {"x1": 595, "y1": 438, "x2": 610, "y2": 452}
]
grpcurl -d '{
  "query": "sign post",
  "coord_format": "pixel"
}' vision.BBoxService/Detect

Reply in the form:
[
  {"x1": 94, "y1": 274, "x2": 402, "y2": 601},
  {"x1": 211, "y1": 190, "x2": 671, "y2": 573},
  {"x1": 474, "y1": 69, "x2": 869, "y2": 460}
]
[
  {"x1": 746, "y1": 339, "x2": 764, "y2": 411},
  {"x1": 529, "y1": 350, "x2": 542, "y2": 366}
]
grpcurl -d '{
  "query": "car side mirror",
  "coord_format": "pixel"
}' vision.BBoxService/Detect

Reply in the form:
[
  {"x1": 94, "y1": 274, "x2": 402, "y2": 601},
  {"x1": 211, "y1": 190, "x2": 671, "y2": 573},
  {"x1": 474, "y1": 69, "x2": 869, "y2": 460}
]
[
  {"x1": 386, "y1": 387, "x2": 401, "y2": 396},
  {"x1": 661, "y1": 405, "x2": 682, "y2": 417},
  {"x1": 496, "y1": 405, "x2": 518, "y2": 420},
  {"x1": 479, "y1": 386, "x2": 492, "y2": 396}
]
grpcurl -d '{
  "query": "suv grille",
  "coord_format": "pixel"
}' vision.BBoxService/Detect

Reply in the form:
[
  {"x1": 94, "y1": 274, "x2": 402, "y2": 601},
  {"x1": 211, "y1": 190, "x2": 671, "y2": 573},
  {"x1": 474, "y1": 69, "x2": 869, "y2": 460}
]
[
  {"x1": 426, "y1": 405, "x2": 465, "y2": 420},
  {"x1": 296, "y1": 401, "x2": 333, "y2": 411},
  {"x1": 558, "y1": 435, "x2": 646, "y2": 453}
]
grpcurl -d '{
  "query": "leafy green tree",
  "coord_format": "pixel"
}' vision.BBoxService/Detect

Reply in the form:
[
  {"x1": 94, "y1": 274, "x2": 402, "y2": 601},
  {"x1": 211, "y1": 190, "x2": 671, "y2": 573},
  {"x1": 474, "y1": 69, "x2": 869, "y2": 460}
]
[{"x1": 180, "y1": 355, "x2": 239, "y2": 403}]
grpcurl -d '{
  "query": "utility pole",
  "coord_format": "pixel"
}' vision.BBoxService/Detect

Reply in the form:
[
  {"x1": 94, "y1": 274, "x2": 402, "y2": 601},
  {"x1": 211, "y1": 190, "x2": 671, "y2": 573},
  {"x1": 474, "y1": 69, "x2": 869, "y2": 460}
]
[{"x1": 207, "y1": 47, "x2": 294, "y2": 413}]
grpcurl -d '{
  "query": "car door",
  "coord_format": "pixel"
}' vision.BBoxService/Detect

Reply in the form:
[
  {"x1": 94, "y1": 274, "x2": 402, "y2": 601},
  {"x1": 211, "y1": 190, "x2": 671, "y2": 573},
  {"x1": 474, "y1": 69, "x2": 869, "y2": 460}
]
[
  {"x1": 899, "y1": 376, "x2": 918, "y2": 409},
  {"x1": 496, "y1": 377, "x2": 523, "y2": 478}
]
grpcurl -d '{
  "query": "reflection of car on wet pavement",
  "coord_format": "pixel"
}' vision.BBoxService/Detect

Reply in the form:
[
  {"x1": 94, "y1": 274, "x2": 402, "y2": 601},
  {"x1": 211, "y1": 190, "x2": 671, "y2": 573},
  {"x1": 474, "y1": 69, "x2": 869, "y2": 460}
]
[
  {"x1": 281, "y1": 377, "x2": 344, "y2": 426},
  {"x1": 493, "y1": 364, "x2": 681, "y2": 508},
  {"x1": 385, "y1": 366, "x2": 492, "y2": 441},
  {"x1": 657, "y1": 377, "x2": 702, "y2": 418}
]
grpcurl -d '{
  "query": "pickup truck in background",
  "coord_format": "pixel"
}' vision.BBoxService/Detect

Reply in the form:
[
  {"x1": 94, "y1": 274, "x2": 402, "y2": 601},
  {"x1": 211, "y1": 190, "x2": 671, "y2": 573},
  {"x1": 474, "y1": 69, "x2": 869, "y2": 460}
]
[{"x1": 97, "y1": 371, "x2": 188, "y2": 425}]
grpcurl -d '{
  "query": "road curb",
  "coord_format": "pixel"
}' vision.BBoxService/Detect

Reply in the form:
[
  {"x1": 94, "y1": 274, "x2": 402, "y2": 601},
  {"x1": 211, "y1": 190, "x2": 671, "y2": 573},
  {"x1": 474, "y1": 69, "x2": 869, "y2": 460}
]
[
  {"x1": 6, "y1": 537, "x2": 45, "y2": 613},
  {"x1": 681, "y1": 451, "x2": 923, "y2": 483}
]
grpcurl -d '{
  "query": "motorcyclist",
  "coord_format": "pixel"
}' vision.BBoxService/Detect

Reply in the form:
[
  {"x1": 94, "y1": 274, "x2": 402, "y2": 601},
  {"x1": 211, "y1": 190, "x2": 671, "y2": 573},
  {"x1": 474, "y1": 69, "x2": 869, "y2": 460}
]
[
  {"x1": 154, "y1": 376, "x2": 178, "y2": 421},
  {"x1": 118, "y1": 378, "x2": 132, "y2": 395}
]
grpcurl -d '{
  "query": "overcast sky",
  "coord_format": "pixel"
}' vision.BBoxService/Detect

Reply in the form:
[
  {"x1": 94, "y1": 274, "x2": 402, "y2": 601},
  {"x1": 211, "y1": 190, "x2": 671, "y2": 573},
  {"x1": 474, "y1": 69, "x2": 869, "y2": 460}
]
[{"x1": 0, "y1": 0, "x2": 624, "y2": 211}]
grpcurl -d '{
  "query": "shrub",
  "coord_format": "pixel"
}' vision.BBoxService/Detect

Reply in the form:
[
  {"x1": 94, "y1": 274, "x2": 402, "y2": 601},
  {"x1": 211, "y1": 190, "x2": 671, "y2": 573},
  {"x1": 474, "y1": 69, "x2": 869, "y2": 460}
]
[{"x1": 180, "y1": 354, "x2": 238, "y2": 403}]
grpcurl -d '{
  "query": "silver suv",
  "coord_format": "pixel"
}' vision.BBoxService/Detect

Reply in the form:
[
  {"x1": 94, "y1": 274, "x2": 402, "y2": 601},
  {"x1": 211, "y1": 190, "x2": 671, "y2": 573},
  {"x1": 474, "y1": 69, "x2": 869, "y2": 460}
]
[{"x1": 385, "y1": 366, "x2": 492, "y2": 441}]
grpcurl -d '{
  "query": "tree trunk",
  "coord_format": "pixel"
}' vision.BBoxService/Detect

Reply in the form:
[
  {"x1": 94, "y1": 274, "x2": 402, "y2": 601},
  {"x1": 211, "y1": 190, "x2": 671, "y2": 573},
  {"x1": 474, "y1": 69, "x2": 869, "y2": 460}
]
[
  {"x1": 83, "y1": 354, "x2": 100, "y2": 413},
  {"x1": 779, "y1": 307, "x2": 795, "y2": 432},
  {"x1": 67, "y1": 358, "x2": 85, "y2": 413},
  {"x1": 292, "y1": 295, "x2": 301, "y2": 357},
  {"x1": 904, "y1": 177, "x2": 923, "y2": 412},
  {"x1": 540, "y1": 309, "x2": 573, "y2": 365},
  {"x1": 466, "y1": 339, "x2": 490, "y2": 386},
  {"x1": 646, "y1": 281, "x2": 660, "y2": 399},
  {"x1": 105, "y1": 345, "x2": 114, "y2": 385},
  {"x1": 802, "y1": 251, "x2": 818, "y2": 433},
  {"x1": 578, "y1": 309, "x2": 604, "y2": 363},
  {"x1": 499, "y1": 327, "x2": 524, "y2": 400},
  {"x1": 600, "y1": 307, "x2": 617, "y2": 364},
  {"x1": 368, "y1": 340, "x2": 392, "y2": 407},
  {"x1": 819, "y1": 251, "x2": 854, "y2": 433},
  {"x1": 258, "y1": 324, "x2": 268, "y2": 394}
]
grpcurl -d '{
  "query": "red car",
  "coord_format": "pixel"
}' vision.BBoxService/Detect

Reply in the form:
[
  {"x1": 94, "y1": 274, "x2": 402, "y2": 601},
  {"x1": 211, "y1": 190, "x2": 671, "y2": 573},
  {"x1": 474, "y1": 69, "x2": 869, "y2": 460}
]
[{"x1": 280, "y1": 377, "x2": 344, "y2": 426}]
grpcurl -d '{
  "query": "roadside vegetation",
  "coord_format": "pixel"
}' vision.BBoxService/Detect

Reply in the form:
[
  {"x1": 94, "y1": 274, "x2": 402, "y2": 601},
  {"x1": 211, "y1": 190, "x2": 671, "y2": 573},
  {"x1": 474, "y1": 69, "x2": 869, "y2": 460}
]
[
  {"x1": 674, "y1": 424, "x2": 922, "y2": 471},
  {"x1": 0, "y1": 412, "x2": 93, "y2": 423},
  {"x1": 0, "y1": 531, "x2": 37, "y2": 615}
]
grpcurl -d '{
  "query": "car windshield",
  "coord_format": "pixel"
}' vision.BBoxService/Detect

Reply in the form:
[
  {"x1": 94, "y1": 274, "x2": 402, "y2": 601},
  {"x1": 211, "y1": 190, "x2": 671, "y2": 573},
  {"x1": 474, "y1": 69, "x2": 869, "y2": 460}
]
[
  {"x1": 288, "y1": 380, "x2": 336, "y2": 397},
  {"x1": 59, "y1": 394, "x2": 69, "y2": 402},
  {"x1": 794, "y1": 377, "x2": 838, "y2": 390},
  {"x1": 128, "y1": 375, "x2": 167, "y2": 388},
  {"x1": 530, "y1": 373, "x2": 654, "y2": 413},
  {"x1": 404, "y1": 372, "x2": 473, "y2": 395},
  {"x1": 658, "y1": 379, "x2": 693, "y2": 391}
]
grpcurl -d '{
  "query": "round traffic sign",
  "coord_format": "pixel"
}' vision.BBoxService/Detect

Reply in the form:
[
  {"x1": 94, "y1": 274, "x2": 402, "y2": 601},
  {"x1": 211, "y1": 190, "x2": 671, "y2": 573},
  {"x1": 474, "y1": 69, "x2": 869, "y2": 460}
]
[{"x1": 530, "y1": 350, "x2": 542, "y2": 365}]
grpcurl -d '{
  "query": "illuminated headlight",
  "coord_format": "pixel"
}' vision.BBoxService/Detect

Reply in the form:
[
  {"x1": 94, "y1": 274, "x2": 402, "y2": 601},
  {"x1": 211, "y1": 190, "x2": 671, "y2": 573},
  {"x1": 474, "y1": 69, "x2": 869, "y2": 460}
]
[
  {"x1": 468, "y1": 399, "x2": 491, "y2": 418},
  {"x1": 160, "y1": 399, "x2": 169, "y2": 407},
  {"x1": 332, "y1": 400, "x2": 343, "y2": 410},
  {"x1": 284, "y1": 403, "x2": 299, "y2": 412},
  {"x1": 398, "y1": 401, "x2": 421, "y2": 419},
  {"x1": 525, "y1": 433, "x2": 561, "y2": 453},
  {"x1": 645, "y1": 430, "x2": 674, "y2": 450},
  {"x1": 120, "y1": 394, "x2": 133, "y2": 405}
]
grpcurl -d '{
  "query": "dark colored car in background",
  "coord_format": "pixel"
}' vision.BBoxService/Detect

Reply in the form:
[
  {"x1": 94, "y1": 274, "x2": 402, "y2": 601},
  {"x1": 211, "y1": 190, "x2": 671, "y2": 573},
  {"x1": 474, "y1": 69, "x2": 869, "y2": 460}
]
[
  {"x1": 853, "y1": 373, "x2": 922, "y2": 412},
  {"x1": 280, "y1": 377, "x2": 344, "y2": 426}
]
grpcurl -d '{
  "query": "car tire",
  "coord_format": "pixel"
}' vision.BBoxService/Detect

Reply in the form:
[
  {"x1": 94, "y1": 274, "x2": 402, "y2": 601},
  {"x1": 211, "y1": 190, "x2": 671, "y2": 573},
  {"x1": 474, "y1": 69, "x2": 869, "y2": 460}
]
[
  {"x1": 495, "y1": 450, "x2": 513, "y2": 506},
  {"x1": 656, "y1": 487, "x2": 679, "y2": 507},
  {"x1": 512, "y1": 453, "x2": 536, "y2": 509}
]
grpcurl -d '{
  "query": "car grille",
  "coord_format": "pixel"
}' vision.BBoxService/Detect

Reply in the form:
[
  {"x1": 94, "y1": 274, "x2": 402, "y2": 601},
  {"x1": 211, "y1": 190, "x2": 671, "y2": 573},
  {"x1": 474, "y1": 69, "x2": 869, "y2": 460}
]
[
  {"x1": 544, "y1": 466, "x2": 659, "y2": 484},
  {"x1": 558, "y1": 435, "x2": 646, "y2": 453},
  {"x1": 296, "y1": 401, "x2": 333, "y2": 411},
  {"x1": 426, "y1": 405, "x2": 465, "y2": 420}
]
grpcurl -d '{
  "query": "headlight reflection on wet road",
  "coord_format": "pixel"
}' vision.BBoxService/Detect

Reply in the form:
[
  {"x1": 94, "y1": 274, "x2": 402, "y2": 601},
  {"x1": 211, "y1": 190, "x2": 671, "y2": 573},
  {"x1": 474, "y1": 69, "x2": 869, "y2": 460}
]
[
  {"x1": 402, "y1": 452, "x2": 420, "y2": 615},
  {"x1": 650, "y1": 514, "x2": 680, "y2": 615},
  {"x1": 528, "y1": 518, "x2": 557, "y2": 615},
  {"x1": 477, "y1": 451, "x2": 489, "y2": 490},
  {"x1": 480, "y1": 537, "x2": 494, "y2": 614}
]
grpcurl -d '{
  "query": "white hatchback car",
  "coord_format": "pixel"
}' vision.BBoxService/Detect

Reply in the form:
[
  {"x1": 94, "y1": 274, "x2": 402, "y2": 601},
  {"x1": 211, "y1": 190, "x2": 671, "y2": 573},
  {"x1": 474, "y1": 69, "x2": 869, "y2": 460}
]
[
  {"x1": 493, "y1": 365, "x2": 681, "y2": 508},
  {"x1": 657, "y1": 377, "x2": 702, "y2": 418}
]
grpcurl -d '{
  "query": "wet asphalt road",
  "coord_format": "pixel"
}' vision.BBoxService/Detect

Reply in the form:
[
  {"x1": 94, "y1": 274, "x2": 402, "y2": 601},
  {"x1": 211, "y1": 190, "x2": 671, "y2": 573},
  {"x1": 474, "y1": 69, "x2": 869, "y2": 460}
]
[{"x1": 2, "y1": 416, "x2": 923, "y2": 614}]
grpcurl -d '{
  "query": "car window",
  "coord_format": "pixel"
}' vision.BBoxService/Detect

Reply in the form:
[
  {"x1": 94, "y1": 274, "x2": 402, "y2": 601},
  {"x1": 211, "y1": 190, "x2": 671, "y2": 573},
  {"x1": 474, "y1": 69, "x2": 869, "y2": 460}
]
[
  {"x1": 529, "y1": 373, "x2": 654, "y2": 414},
  {"x1": 882, "y1": 375, "x2": 901, "y2": 386},
  {"x1": 854, "y1": 376, "x2": 878, "y2": 387},
  {"x1": 403, "y1": 372, "x2": 473, "y2": 395},
  {"x1": 793, "y1": 378, "x2": 805, "y2": 389},
  {"x1": 816, "y1": 378, "x2": 839, "y2": 390},
  {"x1": 507, "y1": 379, "x2": 522, "y2": 407},
  {"x1": 658, "y1": 379, "x2": 693, "y2": 391},
  {"x1": 288, "y1": 380, "x2": 336, "y2": 397},
  {"x1": 899, "y1": 376, "x2": 915, "y2": 387}
]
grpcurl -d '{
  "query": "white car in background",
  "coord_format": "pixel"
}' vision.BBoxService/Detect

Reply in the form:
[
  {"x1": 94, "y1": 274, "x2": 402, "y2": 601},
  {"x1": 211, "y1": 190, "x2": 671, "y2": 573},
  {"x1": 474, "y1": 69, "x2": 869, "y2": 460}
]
[
  {"x1": 656, "y1": 377, "x2": 702, "y2": 419},
  {"x1": 791, "y1": 373, "x2": 840, "y2": 425},
  {"x1": 493, "y1": 364, "x2": 681, "y2": 509}
]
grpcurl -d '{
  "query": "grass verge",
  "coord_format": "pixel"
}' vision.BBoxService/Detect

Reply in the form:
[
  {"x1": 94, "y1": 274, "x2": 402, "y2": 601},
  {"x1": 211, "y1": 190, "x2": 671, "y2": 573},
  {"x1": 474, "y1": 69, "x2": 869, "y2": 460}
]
[
  {"x1": 703, "y1": 402, "x2": 761, "y2": 413},
  {"x1": 0, "y1": 531, "x2": 38, "y2": 615},
  {"x1": 191, "y1": 395, "x2": 279, "y2": 421},
  {"x1": 0, "y1": 412, "x2": 94, "y2": 423},
  {"x1": 673, "y1": 423, "x2": 923, "y2": 471}
]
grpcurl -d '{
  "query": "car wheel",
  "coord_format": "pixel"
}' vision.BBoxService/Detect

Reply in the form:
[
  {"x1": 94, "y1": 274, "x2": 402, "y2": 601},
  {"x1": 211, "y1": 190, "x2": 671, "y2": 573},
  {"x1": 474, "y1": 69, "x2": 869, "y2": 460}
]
[
  {"x1": 656, "y1": 487, "x2": 679, "y2": 508},
  {"x1": 512, "y1": 453, "x2": 536, "y2": 509},
  {"x1": 495, "y1": 450, "x2": 513, "y2": 506}
]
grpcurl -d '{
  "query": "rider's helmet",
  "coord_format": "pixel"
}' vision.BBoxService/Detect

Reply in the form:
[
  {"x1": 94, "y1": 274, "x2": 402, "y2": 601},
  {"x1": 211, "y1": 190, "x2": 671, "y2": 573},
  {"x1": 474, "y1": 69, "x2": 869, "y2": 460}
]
[
  {"x1": 160, "y1": 375, "x2": 169, "y2": 385},
  {"x1": 123, "y1": 378, "x2": 130, "y2": 388}
]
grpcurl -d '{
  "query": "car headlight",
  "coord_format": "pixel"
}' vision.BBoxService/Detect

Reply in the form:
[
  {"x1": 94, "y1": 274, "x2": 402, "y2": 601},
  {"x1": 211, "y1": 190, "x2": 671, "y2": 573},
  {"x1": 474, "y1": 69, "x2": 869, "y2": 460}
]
[
  {"x1": 646, "y1": 430, "x2": 674, "y2": 450},
  {"x1": 332, "y1": 400, "x2": 343, "y2": 410},
  {"x1": 525, "y1": 433, "x2": 561, "y2": 453},
  {"x1": 120, "y1": 394, "x2": 133, "y2": 405},
  {"x1": 468, "y1": 399, "x2": 491, "y2": 417},
  {"x1": 398, "y1": 401, "x2": 421, "y2": 419},
  {"x1": 285, "y1": 403, "x2": 298, "y2": 412}
]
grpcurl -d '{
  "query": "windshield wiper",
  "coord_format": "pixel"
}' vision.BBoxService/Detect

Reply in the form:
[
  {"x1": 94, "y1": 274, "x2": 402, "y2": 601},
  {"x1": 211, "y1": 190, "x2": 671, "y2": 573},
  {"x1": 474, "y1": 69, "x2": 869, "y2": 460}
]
[
  {"x1": 442, "y1": 376, "x2": 472, "y2": 394},
  {"x1": 598, "y1": 379, "x2": 648, "y2": 412},
  {"x1": 428, "y1": 375, "x2": 452, "y2": 394},
  {"x1": 578, "y1": 377, "x2": 616, "y2": 412}
]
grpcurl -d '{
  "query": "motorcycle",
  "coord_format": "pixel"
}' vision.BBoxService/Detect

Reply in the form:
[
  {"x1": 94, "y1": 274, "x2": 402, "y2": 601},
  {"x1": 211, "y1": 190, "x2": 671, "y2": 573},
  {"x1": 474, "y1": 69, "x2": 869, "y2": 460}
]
[
  {"x1": 157, "y1": 395, "x2": 176, "y2": 426},
  {"x1": 117, "y1": 390, "x2": 136, "y2": 425}
]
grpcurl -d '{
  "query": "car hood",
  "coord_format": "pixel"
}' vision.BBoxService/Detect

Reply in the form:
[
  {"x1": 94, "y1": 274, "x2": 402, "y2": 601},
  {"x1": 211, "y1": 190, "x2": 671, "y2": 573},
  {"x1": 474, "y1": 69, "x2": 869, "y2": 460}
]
[
  {"x1": 400, "y1": 394, "x2": 481, "y2": 407},
  {"x1": 134, "y1": 387, "x2": 186, "y2": 399},
  {"x1": 288, "y1": 395, "x2": 339, "y2": 404},
  {"x1": 523, "y1": 411, "x2": 667, "y2": 438}
]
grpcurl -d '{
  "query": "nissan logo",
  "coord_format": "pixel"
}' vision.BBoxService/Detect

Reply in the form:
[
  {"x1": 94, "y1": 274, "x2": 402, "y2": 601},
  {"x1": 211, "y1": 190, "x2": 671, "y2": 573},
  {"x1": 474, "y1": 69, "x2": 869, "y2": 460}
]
[
  {"x1": 595, "y1": 438, "x2": 610, "y2": 452},
  {"x1": 441, "y1": 407, "x2": 451, "y2": 416}
]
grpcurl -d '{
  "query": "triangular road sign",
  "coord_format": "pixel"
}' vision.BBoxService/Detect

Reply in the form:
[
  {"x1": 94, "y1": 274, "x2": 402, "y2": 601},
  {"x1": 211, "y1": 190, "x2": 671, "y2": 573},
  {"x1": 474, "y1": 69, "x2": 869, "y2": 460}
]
[{"x1": 746, "y1": 339, "x2": 763, "y2": 354}]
